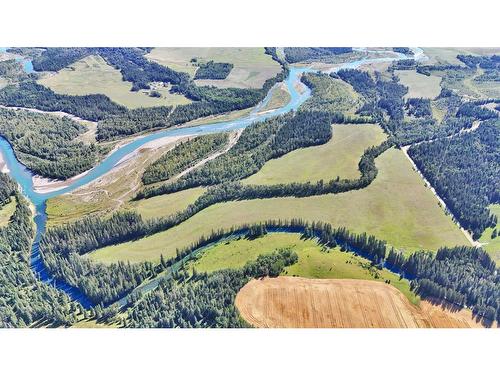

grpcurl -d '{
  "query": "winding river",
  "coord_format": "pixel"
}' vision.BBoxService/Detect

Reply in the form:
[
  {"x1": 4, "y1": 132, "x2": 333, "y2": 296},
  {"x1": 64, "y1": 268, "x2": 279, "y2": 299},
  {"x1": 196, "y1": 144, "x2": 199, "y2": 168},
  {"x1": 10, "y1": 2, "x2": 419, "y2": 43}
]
[{"x1": 0, "y1": 48, "x2": 425, "y2": 307}]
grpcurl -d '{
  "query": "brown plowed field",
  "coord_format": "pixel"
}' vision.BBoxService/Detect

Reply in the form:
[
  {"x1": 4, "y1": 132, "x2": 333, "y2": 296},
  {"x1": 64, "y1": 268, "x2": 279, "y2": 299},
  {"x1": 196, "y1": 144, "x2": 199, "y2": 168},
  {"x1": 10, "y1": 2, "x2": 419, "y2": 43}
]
[{"x1": 235, "y1": 277, "x2": 492, "y2": 328}]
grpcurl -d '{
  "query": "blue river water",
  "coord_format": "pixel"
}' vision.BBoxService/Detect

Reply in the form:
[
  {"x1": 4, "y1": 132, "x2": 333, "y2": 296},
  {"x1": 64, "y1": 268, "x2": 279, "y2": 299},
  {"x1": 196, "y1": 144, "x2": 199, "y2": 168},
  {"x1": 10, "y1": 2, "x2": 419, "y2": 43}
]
[{"x1": 0, "y1": 48, "x2": 424, "y2": 307}]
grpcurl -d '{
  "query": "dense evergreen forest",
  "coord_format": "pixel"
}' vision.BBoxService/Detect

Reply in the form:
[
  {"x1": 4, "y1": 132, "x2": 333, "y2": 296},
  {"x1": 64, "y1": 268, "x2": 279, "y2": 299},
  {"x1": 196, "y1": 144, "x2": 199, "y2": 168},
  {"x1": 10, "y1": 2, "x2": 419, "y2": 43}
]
[
  {"x1": 127, "y1": 249, "x2": 298, "y2": 328},
  {"x1": 409, "y1": 120, "x2": 500, "y2": 238},
  {"x1": 194, "y1": 60, "x2": 233, "y2": 80},
  {"x1": 0, "y1": 173, "x2": 81, "y2": 327},
  {"x1": 0, "y1": 108, "x2": 100, "y2": 179},
  {"x1": 96, "y1": 106, "x2": 173, "y2": 141},
  {"x1": 142, "y1": 133, "x2": 228, "y2": 185},
  {"x1": 0, "y1": 173, "x2": 16, "y2": 207},
  {"x1": 283, "y1": 47, "x2": 353, "y2": 63},
  {"x1": 0, "y1": 82, "x2": 127, "y2": 121}
]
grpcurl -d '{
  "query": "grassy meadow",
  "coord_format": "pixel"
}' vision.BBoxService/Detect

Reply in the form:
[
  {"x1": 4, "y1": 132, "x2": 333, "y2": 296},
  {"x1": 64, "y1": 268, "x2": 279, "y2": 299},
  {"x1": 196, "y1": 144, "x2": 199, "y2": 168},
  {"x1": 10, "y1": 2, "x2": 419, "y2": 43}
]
[
  {"x1": 188, "y1": 232, "x2": 419, "y2": 304},
  {"x1": 243, "y1": 124, "x2": 386, "y2": 185},
  {"x1": 0, "y1": 199, "x2": 16, "y2": 227},
  {"x1": 125, "y1": 187, "x2": 205, "y2": 220},
  {"x1": 89, "y1": 148, "x2": 468, "y2": 264},
  {"x1": 396, "y1": 70, "x2": 442, "y2": 99},
  {"x1": 38, "y1": 55, "x2": 191, "y2": 108},
  {"x1": 146, "y1": 47, "x2": 282, "y2": 89}
]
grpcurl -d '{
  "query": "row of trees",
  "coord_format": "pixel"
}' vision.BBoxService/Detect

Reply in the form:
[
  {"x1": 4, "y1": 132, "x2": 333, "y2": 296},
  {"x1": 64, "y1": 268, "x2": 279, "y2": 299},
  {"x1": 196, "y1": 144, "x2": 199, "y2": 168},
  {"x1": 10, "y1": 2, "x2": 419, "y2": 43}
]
[
  {"x1": 0, "y1": 108, "x2": 101, "y2": 179},
  {"x1": 0, "y1": 173, "x2": 82, "y2": 327},
  {"x1": 142, "y1": 133, "x2": 228, "y2": 185},
  {"x1": 0, "y1": 82, "x2": 127, "y2": 121}
]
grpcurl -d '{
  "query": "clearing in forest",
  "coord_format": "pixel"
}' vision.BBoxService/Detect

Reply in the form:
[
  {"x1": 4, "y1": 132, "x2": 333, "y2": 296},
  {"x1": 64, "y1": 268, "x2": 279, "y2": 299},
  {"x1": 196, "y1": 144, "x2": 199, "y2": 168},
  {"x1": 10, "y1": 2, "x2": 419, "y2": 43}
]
[
  {"x1": 396, "y1": 70, "x2": 442, "y2": 99},
  {"x1": 89, "y1": 148, "x2": 468, "y2": 263},
  {"x1": 0, "y1": 198, "x2": 16, "y2": 227},
  {"x1": 38, "y1": 55, "x2": 191, "y2": 108},
  {"x1": 243, "y1": 124, "x2": 386, "y2": 185},
  {"x1": 146, "y1": 47, "x2": 282, "y2": 89},
  {"x1": 235, "y1": 277, "x2": 487, "y2": 328},
  {"x1": 188, "y1": 232, "x2": 417, "y2": 304}
]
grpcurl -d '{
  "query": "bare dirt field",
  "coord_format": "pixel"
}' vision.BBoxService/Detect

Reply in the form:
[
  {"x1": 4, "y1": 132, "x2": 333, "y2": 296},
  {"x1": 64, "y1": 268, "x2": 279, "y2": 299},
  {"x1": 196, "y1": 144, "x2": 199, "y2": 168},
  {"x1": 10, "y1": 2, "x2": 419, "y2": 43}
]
[{"x1": 235, "y1": 277, "x2": 491, "y2": 328}]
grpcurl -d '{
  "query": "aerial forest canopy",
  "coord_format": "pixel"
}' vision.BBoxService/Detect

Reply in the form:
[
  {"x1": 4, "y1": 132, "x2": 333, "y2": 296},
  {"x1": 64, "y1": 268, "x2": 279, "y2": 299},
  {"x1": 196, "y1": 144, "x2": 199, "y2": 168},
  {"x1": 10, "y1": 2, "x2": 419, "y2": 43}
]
[
  {"x1": 0, "y1": 108, "x2": 100, "y2": 179},
  {"x1": 409, "y1": 120, "x2": 500, "y2": 238},
  {"x1": 0, "y1": 173, "x2": 81, "y2": 327}
]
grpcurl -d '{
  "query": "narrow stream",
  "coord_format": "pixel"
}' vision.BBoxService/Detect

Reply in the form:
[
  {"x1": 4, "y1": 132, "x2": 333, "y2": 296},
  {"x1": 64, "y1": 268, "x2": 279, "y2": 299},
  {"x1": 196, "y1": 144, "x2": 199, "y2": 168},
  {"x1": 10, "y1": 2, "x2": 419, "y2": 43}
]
[{"x1": 0, "y1": 48, "x2": 425, "y2": 307}]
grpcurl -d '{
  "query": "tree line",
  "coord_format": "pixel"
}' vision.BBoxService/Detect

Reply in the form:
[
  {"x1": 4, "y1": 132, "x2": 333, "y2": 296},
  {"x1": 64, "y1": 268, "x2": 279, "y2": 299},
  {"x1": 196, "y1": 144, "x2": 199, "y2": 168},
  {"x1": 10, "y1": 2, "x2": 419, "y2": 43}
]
[{"x1": 142, "y1": 133, "x2": 228, "y2": 185}]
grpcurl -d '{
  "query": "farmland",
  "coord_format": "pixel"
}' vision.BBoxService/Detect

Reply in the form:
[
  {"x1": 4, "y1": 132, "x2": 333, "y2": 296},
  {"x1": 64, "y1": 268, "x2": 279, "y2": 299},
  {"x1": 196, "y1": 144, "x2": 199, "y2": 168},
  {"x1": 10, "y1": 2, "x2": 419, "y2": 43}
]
[
  {"x1": 235, "y1": 277, "x2": 488, "y2": 328},
  {"x1": 146, "y1": 47, "x2": 282, "y2": 89},
  {"x1": 243, "y1": 124, "x2": 386, "y2": 185},
  {"x1": 38, "y1": 55, "x2": 191, "y2": 108},
  {"x1": 89, "y1": 148, "x2": 468, "y2": 264}
]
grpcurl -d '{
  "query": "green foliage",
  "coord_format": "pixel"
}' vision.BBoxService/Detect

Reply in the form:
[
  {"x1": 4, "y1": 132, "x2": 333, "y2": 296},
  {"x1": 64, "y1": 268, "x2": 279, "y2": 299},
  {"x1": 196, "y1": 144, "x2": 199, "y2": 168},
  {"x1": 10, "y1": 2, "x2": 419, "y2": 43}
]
[
  {"x1": 194, "y1": 60, "x2": 233, "y2": 80},
  {"x1": 127, "y1": 248, "x2": 298, "y2": 328},
  {"x1": 0, "y1": 108, "x2": 99, "y2": 179},
  {"x1": 409, "y1": 120, "x2": 500, "y2": 238},
  {"x1": 283, "y1": 47, "x2": 352, "y2": 63},
  {"x1": 96, "y1": 106, "x2": 173, "y2": 141},
  {"x1": 0, "y1": 173, "x2": 80, "y2": 327},
  {"x1": 0, "y1": 81, "x2": 127, "y2": 121},
  {"x1": 142, "y1": 133, "x2": 228, "y2": 184}
]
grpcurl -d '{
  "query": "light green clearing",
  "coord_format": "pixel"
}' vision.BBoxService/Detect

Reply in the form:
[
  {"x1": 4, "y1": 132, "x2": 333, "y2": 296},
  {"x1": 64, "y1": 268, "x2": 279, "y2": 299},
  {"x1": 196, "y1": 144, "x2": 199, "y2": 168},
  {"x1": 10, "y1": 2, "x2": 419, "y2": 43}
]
[
  {"x1": 396, "y1": 70, "x2": 442, "y2": 99},
  {"x1": 422, "y1": 47, "x2": 500, "y2": 66},
  {"x1": 146, "y1": 48, "x2": 282, "y2": 89},
  {"x1": 479, "y1": 204, "x2": 500, "y2": 265},
  {"x1": 243, "y1": 124, "x2": 386, "y2": 185},
  {"x1": 189, "y1": 232, "x2": 419, "y2": 305},
  {"x1": 259, "y1": 83, "x2": 291, "y2": 113},
  {"x1": 90, "y1": 148, "x2": 468, "y2": 264},
  {"x1": 125, "y1": 187, "x2": 206, "y2": 221},
  {"x1": 0, "y1": 198, "x2": 16, "y2": 227},
  {"x1": 38, "y1": 55, "x2": 191, "y2": 109}
]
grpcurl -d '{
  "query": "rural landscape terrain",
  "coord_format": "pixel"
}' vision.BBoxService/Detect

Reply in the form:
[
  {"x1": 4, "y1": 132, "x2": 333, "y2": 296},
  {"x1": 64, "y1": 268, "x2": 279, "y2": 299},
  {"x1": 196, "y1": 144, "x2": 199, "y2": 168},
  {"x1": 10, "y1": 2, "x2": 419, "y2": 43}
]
[{"x1": 0, "y1": 47, "x2": 498, "y2": 328}]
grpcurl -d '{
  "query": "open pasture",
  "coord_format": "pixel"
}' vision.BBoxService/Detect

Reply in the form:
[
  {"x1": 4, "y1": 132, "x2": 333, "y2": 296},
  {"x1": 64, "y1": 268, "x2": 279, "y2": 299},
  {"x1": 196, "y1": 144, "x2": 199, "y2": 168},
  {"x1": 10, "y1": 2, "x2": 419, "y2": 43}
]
[
  {"x1": 146, "y1": 47, "x2": 282, "y2": 89},
  {"x1": 89, "y1": 148, "x2": 468, "y2": 264}
]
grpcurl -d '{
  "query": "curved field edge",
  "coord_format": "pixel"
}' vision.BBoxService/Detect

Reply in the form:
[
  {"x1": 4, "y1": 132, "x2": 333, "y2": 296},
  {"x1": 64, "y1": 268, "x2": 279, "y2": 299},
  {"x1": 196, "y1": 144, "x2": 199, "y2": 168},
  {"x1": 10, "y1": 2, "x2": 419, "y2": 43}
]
[
  {"x1": 243, "y1": 124, "x2": 387, "y2": 185},
  {"x1": 88, "y1": 148, "x2": 469, "y2": 264},
  {"x1": 235, "y1": 277, "x2": 488, "y2": 328},
  {"x1": 187, "y1": 232, "x2": 418, "y2": 305}
]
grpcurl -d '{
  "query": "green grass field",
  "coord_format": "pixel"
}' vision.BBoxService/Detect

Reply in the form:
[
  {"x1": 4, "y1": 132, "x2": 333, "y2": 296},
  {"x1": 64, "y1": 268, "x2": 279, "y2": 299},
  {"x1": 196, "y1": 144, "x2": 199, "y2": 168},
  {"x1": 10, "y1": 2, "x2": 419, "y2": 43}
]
[
  {"x1": 0, "y1": 199, "x2": 16, "y2": 227},
  {"x1": 422, "y1": 47, "x2": 500, "y2": 66},
  {"x1": 243, "y1": 124, "x2": 386, "y2": 185},
  {"x1": 188, "y1": 232, "x2": 419, "y2": 305},
  {"x1": 479, "y1": 204, "x2": 500, "y2": 264},
  {"x1": 396, "y1": 70, "x2": 442, "y2": 99},
  {"x1": 146, "y1": 48, "x2": 282, "y2": 89},
  {"x1": 259, "y1": 83, "x2": 291, "y2": 113},
  {"x1": 38, "y1": 55, "x2": 191, "y2": 108},
  {"x1": 125, "y1": 187, "x2": 206, "y2": 220},
  {"x1": 89, "y1": 148, "x2": 468, "y2": 264}
]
